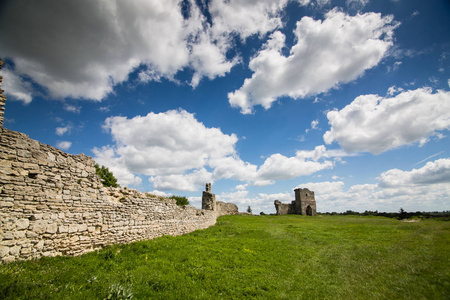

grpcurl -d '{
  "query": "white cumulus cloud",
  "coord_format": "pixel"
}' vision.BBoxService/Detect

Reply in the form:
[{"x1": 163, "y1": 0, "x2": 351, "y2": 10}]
[
  {"x1": 0, "y1": 68, "x2": 33, "y2": 104},
  {"x1": 94, "y1": 110, "x2": 341, "y2": 190},
  {"x1": 378, "y1": 158, "x2": 450, "y2": 187},
  {"x1": 255, "y1": 153, "x2": 333, "y2": 182},
  {"x1": 229, "y1": 9, "x2": 398, "y2": 114},
  {"x1": 149, "y1": 168, "x2": 213, "y2": 192},
  {"x1": 0, "y1": 0, "x2": 296, "y2": 102},
  {"x1": 324, "y1": 88, "x2": 450, "y2": 154},
  {"x1": 94, "y1": 109, "x2": 241, "y2": 190},
  {"x1": 55, "y1": 126, "x2": 70, "y2": 136},
  {"x1": 56, "y1": 141, "x2": 72, "y2": 151}
]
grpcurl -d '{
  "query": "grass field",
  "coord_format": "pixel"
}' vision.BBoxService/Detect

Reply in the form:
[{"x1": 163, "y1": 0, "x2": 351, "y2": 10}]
[{"x1": 0, "y1": 215, "x2": 449, "y2": 299}]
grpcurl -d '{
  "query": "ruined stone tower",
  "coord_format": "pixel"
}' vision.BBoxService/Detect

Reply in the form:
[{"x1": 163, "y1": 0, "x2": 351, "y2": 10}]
[
  {"x1": 202, "y1": 183, "x2": 216, "y2": 211},
  {"x1": 294, "y1": 188, "x2": 316, "y2": 216},
  {"x1": 274, "y1": 187, "x2": 316, "y2": 216}
]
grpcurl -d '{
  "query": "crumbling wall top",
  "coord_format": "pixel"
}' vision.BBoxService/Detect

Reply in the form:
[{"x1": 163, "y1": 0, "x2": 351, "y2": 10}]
[{"x1": 0, "y1": 58, "x2": 6, "y2": 128}]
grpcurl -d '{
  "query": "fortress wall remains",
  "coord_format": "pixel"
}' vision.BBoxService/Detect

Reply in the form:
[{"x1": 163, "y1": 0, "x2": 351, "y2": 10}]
[
  {"x1": 0, "y1": 59, "x2": 6, "y2": 127},
  {"x1": 216, "y1": 201, "x2": 239, "y2": 217},
  {"x1": 0, "y1": 127, "x2": 216, "y2": 263}
]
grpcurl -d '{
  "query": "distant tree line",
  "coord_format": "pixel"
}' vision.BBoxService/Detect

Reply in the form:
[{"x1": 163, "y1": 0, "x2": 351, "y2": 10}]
[{"x1": 318, "y1": 208, "x2": 450, "y2": 221}]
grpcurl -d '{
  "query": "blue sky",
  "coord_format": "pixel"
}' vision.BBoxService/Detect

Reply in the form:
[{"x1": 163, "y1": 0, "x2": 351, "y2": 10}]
[{"x1": 0, "y1": 0, "x2": 449, "y2": 214}]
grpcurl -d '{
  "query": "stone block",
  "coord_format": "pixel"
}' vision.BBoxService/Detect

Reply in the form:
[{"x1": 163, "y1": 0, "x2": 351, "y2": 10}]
[
  {"x1": 0, "y1": 240, "x2": 15, "y2": 246},
  {"x1": 15, "y1": 218, "x2": 29, "y2": 230},
  {"x1": 20, "y1": 247, "x2": 32, "y2": 255},
  {"x1": 47, "y1": 152, "x2": 56, "y2": 162},
  {"x1": 68, "y1": 225, "x2": 78, "y2": 233},
  {"x1": 78, "y1": 224, "x2": 87, "y2": 232},
  {"x1": 13, "y1": 231, "x2": 26, "y2": 239},
  {"x1": 23, "y1": 163, "x2": 38, "y2": 170},
  {"x1": 2, "y1": 256, "x2": 15, "y2": 263},
  {"x1": 0, "y1": 246, "x2": 9, "y2": 257},
  {"x1": 9, "y1": 245, "x2": 21, "y2": 256},
  {"x1": 56, "y1": 156, "x2": 66, "y2": 164},
  {"x1": 31, "y1": 220, "x2": 47, "y2": 233},
  {"x1": 17, "y1": 150, "x2": 31, "y2": 158},
  {"x1": 26, "y1": 231, "x2": 38, "y2": 238},
  {"x1": 42, "y1": 251, "x2": 54, "y2": 257},
  {"x1": 35, "y1": 240, "x2": 44, "y2": 250},
  {"x1": 30, "y1": 214, "x2": 43, "y2": 220},
  {"x1": 2, "y1": 231, "x2": 14, "y2": 240},
  {"x1": 58, "y1": 225, "x2": 68, "y2": 233},
  {"x1": 0, "y1": 201, "x2": 13, "y2": 207},
  {"x1": 46, "y1": 223, "x2": 58, "y2": 234}
]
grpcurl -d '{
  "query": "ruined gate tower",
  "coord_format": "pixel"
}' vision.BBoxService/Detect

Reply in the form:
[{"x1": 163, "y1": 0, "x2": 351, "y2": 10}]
[
  {"x1": 274, "y1": 188, "x2": 316, "y2": 216},
  {"x1": 294, "y1": 188, "x2": 316, "y2": 216}
]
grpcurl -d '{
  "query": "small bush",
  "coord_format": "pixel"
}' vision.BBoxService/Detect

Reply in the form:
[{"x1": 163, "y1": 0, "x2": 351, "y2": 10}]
[
  {"x1": 169, "y1": 196, "x2": 190, "y2": 206},
  {"x1": 95, "y1": 164, "x2": 120, "y2": 188}
]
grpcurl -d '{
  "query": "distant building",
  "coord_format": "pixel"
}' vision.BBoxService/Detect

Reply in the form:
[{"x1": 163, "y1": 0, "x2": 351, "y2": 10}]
[{"x1": 274, "y1": 188, "x2": 316, "y2": 216}]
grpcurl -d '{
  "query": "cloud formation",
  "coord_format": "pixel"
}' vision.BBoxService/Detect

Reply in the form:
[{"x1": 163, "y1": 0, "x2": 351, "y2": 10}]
[
  {"x1": 324, "y1": 88, "x2": 450, "y2": 154},
  {"x1": 56, "y1": 141, "x2": 72, "y2": 151},
  {"x1": 93, "y1": 110, "x2": 340, "y2": 190},
  {"x1": 378, "y1": 158, "x2": 450, "y2": 187},
  {"x1": 93, "y1": 109, "x2": 238, "y2": 189},
  {"x1": 0, "y1": 0, "x2": 296, "y2": 102},
  {"x1": 0, "y1": 67, "x2": 33, "y2": 104},
  {"x1": 308, "y1": 160, "x2": 450, "y2": 212},
  {"x1": 229, "y1": 9, "x2": 398, "y2": 114}
]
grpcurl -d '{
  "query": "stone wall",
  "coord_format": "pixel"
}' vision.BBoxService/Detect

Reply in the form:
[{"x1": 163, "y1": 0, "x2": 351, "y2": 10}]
[
  {"x1": 216, "y1": 201, "x2": 239, "y2": 217},
  {"x1": 0, "y1": 127, "x2": 217, "y2": 263},
  {"x1": 0, "y1": 59, "x2": 6, "y2": 127},
  {"x1": 274, "y1": 200, "x2": 295, "y2": 215}
]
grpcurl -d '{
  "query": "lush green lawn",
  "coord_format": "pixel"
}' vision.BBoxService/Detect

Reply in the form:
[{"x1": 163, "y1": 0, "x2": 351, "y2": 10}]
[{"x1": 1, "y1": 215, "x2": 449, "y2": 299}]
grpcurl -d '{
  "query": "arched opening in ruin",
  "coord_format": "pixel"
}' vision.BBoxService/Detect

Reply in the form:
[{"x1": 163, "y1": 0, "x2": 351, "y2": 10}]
[{"x1": 306, "y1": 205, "x2": 313, "y2": 216}]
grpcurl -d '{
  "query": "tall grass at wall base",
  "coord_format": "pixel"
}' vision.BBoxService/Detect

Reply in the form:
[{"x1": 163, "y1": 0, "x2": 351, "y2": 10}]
[{"x1": 0, "y1": 215, "x2": 449, "y2": 299}]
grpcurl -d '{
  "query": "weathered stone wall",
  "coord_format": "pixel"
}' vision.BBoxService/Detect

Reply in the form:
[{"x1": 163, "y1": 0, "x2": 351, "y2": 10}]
[
  {"x1": 0, "y1": 59, "x2": 6, "y2": 127},
  {"x1": 216, "y1": 201, "x2": 239, "y2": 217},
  {"x1": 0, "y1": 127, "x2": 216, "y2": 263},
  {"x1": 274, "y1": 200, "x2": 294, "y2": 215}
]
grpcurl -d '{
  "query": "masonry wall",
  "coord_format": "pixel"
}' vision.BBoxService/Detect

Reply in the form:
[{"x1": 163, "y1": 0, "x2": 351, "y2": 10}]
[
  {"x1": 274, "y1": 200, "x2": 295, "y2": 215},
  {"x1": 0, "y1": 59, "x2": 6, "y2": 127},
  {"x1": 216, "y1": 201, "x2": 239, "y2": 217},
  {"x1": 0, "y1": 127, "x2": 216, "y2": 263}
]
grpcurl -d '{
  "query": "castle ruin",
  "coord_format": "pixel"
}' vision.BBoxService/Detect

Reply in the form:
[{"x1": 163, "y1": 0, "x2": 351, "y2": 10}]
[
  {"x1": 202, "y1": 183, "x2": 239, "y2": 217},
  {"x1": 274, "y1": 188, "x2": 316, "y2": 216}
]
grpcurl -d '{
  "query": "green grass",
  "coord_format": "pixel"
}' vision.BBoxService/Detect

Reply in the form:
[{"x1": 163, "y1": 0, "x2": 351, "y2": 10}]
[{"x1": 1, "y1": 215, "x2": 449, "y2": 299}]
